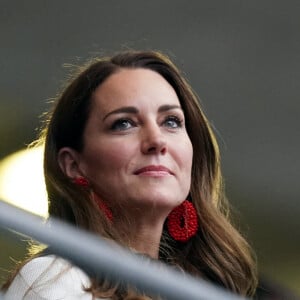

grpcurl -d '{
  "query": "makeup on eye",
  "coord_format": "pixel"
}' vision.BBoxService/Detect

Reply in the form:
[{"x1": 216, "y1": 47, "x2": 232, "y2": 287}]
[
  {"x1": 110, "y1": 118, "x2": 137, "y2": 131},
  {"x1": 105, "y1": 105, "x2": 185, "y2": 132},
  {"x1": 162, "y1": 115, "x2": 184, "y2": 129},
  {"x1": 109, "y1": 114, "x2": 184, "y2": 132}
]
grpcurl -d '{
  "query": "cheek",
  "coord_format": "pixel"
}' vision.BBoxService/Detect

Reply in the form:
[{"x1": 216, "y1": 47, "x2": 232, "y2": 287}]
[
  {"x1": 182, "y1": 141, "x2": 193, "y2": 192},
  {"x1": 178, "y1": 138, "x2": 193, "y2": 171},
  {"x1": 83, "y1": 142, "x2": 135, "y2": 175}
]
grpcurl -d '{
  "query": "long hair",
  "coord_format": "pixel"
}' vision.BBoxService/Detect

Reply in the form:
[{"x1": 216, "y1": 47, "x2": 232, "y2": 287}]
[{"x1": 5, "y1": 51, "x2": 257, "y2": 298}]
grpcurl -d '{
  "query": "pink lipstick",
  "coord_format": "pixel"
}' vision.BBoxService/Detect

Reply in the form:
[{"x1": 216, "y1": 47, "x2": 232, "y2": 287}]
[{"x1": 134, "y1": 165, "x2": 173, "y2": 177}]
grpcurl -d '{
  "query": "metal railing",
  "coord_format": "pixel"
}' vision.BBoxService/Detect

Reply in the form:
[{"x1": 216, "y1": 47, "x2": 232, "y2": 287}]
[{"x1": 0, "y1": 200, "x2": 247, "y2": 300}]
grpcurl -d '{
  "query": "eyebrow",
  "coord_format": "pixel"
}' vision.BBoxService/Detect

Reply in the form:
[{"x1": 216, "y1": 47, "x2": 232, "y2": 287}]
[
  {"x1": 103, "y1": 104, "x2": 182, "y2": 121},
  {"x1": 158, "y1": 104, "x2": 182, "y2": 113},
  {"x1": 103, "y1": 106, "x2": 138, "y2": 121}
]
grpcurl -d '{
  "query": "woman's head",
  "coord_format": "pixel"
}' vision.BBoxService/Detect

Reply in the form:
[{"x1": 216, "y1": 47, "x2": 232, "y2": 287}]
[
  {"x1": 43, "y1": 51, "x2": 220, "y2": 225},
  {"x1": 39, "y1": 50, "x2": 256, "y2": 296},
  {"x1": 58, "y1": 68, "x2": 193, "y2": 218}
]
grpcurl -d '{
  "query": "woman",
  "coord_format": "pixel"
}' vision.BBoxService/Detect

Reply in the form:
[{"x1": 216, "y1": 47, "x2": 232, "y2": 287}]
[{"x1": 3, "y1": 50, "x2": 257, "y2": 299}]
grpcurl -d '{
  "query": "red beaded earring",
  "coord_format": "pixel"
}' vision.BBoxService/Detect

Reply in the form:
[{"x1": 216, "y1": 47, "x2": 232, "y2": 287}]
[
  {"x1": 73, "y1": 177, "x2": 89, "y2": 187},
  {"x1": 167, "y1": 200, "x2": 198, "y2": 242},
  {"x1": 92, "y1": 192, "x2": 113, "y2": 221},
  {"x1": 73, "y1": 177, "x2": 113, "y2": 221}
]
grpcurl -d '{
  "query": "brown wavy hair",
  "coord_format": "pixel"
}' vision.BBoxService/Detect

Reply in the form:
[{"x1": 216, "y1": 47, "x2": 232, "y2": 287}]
[{"x1": 4, "y1": 50, "x2": 257, "y2": 299}]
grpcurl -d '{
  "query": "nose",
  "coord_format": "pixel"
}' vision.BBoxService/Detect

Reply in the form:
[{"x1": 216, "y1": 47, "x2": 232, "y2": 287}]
[{"x1": 141, "y1": 123, "x2": 167, "y2": 155}]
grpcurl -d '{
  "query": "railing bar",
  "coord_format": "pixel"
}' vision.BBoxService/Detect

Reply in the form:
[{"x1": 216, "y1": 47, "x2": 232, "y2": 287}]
[{"x1": 0, "y1": 200, "x2": 247, "y2": 300}]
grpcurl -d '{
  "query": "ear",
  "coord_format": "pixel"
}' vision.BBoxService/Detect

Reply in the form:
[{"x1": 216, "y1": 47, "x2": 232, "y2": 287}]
[{"x1": 58, "y1": 147, "x2": 82, "y2": 180}]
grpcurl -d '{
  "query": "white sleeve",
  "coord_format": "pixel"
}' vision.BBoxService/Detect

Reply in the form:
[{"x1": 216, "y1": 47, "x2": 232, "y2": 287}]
[{"x1": 4, "y1": 255, "x2": 105, "y2": 300}]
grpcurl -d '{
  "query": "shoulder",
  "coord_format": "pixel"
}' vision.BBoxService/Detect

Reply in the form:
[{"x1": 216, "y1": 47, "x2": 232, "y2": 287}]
[{"x1": 4, "y1": 255, "x2": 98, "y2": 300}]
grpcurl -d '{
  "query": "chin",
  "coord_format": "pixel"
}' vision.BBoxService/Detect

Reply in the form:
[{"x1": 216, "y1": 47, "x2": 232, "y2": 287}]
[{"x1": 142, "y1": 195, "x2": 183, "y2": 209}]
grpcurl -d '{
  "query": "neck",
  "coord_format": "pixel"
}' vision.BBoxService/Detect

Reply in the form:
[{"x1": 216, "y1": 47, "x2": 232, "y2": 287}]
[
  {"x1": 129, "y1": 223, "x2": 163, "y2": 259},
  {"x1": 114, "y1": 211, "x2": 166, "y2": 259}
]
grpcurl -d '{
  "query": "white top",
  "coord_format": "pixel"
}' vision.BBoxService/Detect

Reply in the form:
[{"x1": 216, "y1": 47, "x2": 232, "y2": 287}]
[{"x1": 4, "y1": 255, "x2": 107, "y2": 300}]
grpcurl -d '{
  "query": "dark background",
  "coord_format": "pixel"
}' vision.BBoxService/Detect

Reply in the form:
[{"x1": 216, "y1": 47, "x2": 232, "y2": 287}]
[{"x1": 0, "y1": 0, "x2": 299, "y2": 295}]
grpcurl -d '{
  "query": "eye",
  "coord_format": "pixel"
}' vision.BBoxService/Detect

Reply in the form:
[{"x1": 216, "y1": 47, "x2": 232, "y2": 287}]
[
  {"x1": 110, "y1": 118, "x2": 136, "y2": 131},
  {"x1": 163, "y1": 115, "x2": 183, "y2": 129}
]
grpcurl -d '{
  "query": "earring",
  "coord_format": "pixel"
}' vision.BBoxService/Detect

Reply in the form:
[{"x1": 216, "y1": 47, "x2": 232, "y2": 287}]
[
  {"x1": 93, "y1": 192, "x2": 113, "y2": 221},
  {"x1": 167, "y1": 200, "x2": 198, "y2": 242},
  {"x1": 73, "y1": 177, "x2": 113, "y2": 221},
  {"x1": 73, "y1": 177, "x2": 89, "y2": 187}
]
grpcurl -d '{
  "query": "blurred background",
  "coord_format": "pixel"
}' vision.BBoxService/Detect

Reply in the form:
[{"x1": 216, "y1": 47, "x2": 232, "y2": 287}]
[{"x1": 0, "y1": 0, "x2": 299, "y2": 296}]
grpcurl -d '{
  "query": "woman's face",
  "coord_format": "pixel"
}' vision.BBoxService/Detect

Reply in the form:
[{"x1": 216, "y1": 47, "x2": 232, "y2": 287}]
[{"x1": 78, "y1": 68, "x2": 193, "y2": 215}]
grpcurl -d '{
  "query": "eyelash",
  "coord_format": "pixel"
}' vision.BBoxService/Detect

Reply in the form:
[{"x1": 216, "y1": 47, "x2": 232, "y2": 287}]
[
  {"x1": 110, "y1": 118, "x2": 135, "y2": 131},
  {"x1": 162, "y1": 115, "x2": 183, "y2": 129},
  {"x1": 110, "y1": 115, "x2": 183, "y2": 131}
]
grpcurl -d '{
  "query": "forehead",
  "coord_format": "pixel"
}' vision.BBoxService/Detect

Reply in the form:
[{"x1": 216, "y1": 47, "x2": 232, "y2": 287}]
[{"x1": 91, "y1": 68, "x2": 180, "y2": 112}]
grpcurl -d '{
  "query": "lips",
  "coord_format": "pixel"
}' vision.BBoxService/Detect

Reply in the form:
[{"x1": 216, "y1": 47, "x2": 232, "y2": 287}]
[{"x1": 134, "y1": 165, "x2": 173, "y2": 176}]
